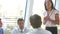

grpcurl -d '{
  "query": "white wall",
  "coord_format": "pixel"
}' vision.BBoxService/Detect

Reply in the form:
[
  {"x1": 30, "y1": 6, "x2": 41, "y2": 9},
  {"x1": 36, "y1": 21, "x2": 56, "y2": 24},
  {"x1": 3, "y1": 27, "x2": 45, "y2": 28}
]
[{"x1": 56, "y1": 0, "x2": 60, "y2": 10}]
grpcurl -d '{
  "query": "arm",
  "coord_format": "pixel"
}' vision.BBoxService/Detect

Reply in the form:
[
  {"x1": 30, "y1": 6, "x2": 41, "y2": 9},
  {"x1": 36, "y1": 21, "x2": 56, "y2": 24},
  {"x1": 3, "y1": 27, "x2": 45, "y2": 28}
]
[
  {"x1": 43, "y1": 16, "x2": 49, "y2": 24},
  {"x1": 55, "y1": 13, "x2": 59, "y2": 24},
  {"x1": 43, "y1": 17, "x2": 46, "y2": 25},
  {"x1": 11, "y1": 29, "x2": 16, "y2": 34},
  {"x1": 49, "y1": 13, "x2": 59, "y2": 24}
]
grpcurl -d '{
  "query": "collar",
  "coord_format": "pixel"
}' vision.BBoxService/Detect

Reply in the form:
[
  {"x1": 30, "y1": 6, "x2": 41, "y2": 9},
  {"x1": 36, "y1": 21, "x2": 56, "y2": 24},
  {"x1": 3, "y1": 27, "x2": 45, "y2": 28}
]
[
  {"x1": 46, "y1": 9, "x2": 54, "y2": 17},
  {"x1": 18, "y1": 27, "x2": 25, "y2": 32},
  {"x1": 33, "y1": 27, "x2": 42, "y2": 30}
]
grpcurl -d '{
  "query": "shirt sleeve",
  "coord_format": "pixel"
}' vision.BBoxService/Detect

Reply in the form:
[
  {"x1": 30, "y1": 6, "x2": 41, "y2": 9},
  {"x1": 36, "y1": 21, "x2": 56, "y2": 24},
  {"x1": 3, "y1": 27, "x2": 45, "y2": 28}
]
[
  {"x1": 46, "y1": 30, "x2": 52, "y2": 34},
  {"x1": 11, "y1": 29, "x2": 17, "y2": 34},
  {"x1": 54, "y1": 10, "x2": 59, "y2": 15}
]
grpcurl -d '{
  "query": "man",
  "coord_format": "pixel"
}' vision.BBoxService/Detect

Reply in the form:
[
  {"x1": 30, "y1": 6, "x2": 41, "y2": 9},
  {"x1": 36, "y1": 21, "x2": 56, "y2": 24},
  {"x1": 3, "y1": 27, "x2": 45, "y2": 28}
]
[
  {"x1": 11, "y1": 18, "x2": 30, "y2": 34},
  {"x1": 27, "y1": 14, "x2": 52, "y2": 34},
  {"x1": 0, "y1": 19, "x2": 4, "y2": 34}
]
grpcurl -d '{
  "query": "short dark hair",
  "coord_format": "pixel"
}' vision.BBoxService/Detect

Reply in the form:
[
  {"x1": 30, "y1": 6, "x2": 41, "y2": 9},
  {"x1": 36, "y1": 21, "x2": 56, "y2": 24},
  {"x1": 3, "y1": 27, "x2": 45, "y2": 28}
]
[
  {"x1": 17, "y1": 18, "x2": 24, "y2": 23},
  {"x1": 30, "y1": 14, "x2": 42, "y2": 28},
  {"x1": 44, "y1": 0, "x2": 55, "y2": 11}
]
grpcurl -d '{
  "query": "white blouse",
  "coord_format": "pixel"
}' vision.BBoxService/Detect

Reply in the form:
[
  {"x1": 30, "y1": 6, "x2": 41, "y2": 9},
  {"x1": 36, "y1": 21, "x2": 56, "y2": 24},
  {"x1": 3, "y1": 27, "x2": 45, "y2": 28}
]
[{"x1": 43, "y1": 9, "x2": 59, "y2": 27}]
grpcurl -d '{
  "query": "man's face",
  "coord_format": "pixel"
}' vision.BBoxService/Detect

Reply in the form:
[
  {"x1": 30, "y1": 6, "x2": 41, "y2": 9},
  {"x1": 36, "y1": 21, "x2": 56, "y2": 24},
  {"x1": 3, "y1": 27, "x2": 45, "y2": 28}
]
[
  {"x1": 18, "y1": 21, "x2": 24, "y2": 30},
  {"x1": 0, "y1": 23, "x2": 2, "y2": 27}
]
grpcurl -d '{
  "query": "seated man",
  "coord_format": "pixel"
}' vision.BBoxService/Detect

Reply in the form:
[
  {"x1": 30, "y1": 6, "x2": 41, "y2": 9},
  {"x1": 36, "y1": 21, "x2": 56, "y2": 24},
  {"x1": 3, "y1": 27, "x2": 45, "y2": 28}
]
[
  {"x1": 11, "y1": 18, "x2": 30, "y2": 34},
  {"x1": 0, "y1": 19, "x2": 4, "y2": 34},
  {"x1": 27, "y1": 14, "x2": 52, "y2": 34}
]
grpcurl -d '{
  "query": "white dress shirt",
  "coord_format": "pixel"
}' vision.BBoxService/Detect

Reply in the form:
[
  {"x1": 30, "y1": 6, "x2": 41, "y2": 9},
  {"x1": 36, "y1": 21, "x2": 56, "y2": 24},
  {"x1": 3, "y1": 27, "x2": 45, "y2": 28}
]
[
  {"x1": 11, "y1": 27, "x2": 30, "y2": 34},
  {"x1": 43, "y1": 9, "x2": 59, "y2": 27},
  {"x1": 26, "y1": 28, "x2": 52, "y2": 34}
]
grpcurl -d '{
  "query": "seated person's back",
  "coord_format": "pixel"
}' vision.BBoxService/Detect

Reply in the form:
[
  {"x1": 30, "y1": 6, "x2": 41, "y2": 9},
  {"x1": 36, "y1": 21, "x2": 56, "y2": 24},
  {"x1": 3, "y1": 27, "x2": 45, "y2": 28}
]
[
  {"x1": 27, "y1": 28, "x2": 52, "y2": 34},
  {"x1": 27, "y1": 14, "x2": 52, "y2": 34}
]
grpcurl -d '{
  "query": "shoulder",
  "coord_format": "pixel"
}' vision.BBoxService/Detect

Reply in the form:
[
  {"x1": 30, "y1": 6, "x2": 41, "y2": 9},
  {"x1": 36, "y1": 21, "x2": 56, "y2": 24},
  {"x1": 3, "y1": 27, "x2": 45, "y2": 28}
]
[
  {"x1": 0, "y1": 28, "x2": 4, "y2": 31},
  {"x1": 11, "y1": 28, "x2": 18, "y2": 34},
  {"x1": 25, "y1": 27, "x2": 31, "y2": 30},
  {"x1": 12, "y1": 28, "x2": 18, "y2": 31},
  {"x1": 26, "y1": 28, "x2": 35, "y2": 34},
  {"x1": 26, "y1": 31, "x2": 33, "y2": 34},
  {"x1": 24, "y1": 27, "x2": 31, "y2": 32},
  {"x1": 26, "y1": 29, "x2": 52, "y2": 34},
  {"x1": 53, "y1": 9, "x2": 59, "y2": 14},
  {"x1": 43, "y1": 30, "x2": 52, "y2": 34}
]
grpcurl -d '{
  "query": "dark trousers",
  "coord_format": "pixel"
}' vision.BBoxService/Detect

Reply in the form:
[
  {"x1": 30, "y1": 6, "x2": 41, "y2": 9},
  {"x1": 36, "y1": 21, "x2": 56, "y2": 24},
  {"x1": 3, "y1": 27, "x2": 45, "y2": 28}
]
[{"x1": 46, "y1": 27, "x2": 57, "y2": 34}]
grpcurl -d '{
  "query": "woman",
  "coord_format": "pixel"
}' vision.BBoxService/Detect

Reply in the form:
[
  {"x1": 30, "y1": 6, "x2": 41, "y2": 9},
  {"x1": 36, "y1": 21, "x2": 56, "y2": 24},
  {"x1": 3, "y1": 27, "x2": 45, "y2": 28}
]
[{"x1": 43, "y1": 0, "x2": 59, "y2": 34}]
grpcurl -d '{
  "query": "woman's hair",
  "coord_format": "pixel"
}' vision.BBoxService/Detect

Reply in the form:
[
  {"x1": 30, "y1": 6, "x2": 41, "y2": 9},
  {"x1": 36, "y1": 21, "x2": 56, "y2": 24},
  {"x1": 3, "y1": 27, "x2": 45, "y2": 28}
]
[{"x1": 44, "y1": 0, "x2": 56, "y2": 11}]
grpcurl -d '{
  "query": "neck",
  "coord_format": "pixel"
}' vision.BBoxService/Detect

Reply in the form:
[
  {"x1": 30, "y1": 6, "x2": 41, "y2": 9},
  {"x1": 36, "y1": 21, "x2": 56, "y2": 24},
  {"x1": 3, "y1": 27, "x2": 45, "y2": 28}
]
[
  {"x1": 47, "y1": 8, "x2": 52, "y2": 11},
  {"x1": 47, "y1": 8, "x2": 52, "y2": 15}
]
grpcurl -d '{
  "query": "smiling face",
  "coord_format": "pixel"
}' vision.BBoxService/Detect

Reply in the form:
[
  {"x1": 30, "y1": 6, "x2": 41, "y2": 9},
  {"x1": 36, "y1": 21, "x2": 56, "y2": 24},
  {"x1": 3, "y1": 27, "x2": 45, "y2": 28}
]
[{"x1": 45, "y1": 0, "x2": 53, "y2": 10}]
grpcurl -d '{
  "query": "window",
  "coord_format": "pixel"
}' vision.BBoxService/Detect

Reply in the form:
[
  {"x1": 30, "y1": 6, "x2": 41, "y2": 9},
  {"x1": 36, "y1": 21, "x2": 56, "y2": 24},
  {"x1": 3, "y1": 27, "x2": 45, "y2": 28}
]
[{"x1": 0, "y1": 0, "x2": 26, "y2": 34}]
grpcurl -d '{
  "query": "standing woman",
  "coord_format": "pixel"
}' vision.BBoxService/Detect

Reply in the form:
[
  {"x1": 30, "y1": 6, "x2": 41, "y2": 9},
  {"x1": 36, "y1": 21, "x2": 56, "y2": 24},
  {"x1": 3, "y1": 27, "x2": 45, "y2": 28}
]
[{"x1": 43, "y1": 0, "x2": 59, "y2": 34}]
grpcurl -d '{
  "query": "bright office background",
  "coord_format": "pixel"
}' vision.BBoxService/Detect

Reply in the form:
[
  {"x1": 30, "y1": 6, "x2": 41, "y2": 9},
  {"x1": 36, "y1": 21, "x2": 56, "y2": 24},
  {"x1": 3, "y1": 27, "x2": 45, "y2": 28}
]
[{"x1": 0, "y1": 0, "x2": 60, "y2": 34}]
